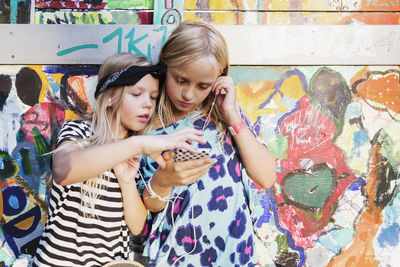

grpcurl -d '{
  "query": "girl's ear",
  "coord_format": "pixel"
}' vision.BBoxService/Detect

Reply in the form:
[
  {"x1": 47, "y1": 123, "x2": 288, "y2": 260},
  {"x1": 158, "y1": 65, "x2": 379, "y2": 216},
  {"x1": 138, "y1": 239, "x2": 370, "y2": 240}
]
[{"x1": 107, "y1": 98, "x2": 112, "y2": 107}]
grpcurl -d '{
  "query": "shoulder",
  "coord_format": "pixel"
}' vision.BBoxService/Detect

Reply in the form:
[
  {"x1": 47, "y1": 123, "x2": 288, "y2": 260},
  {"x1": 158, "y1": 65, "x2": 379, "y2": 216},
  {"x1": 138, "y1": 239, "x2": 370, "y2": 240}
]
[{"x1": 57, "y1": 120, "x2": 93, "y2": 146}]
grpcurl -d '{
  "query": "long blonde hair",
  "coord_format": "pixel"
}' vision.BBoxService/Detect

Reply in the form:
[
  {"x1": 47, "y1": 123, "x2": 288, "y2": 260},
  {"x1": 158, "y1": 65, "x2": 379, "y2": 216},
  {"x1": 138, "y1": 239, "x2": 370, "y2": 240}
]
[
  {"x1": 157, "y1": 21, "x2": 230, "y2": 140},
  {"x1": 78, "y1": 53, "x2": 153, "y2": 214}
]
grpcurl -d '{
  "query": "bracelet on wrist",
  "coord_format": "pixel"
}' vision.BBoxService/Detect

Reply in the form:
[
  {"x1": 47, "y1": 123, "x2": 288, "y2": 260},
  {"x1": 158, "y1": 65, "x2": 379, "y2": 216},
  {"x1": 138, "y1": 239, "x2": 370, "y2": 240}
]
[
  {"x1": 146, "y1": 179, "x2": 171, "y2": 202},
  {"x1": 228, "y1": 119, "x2": 247, "y2": 136}
]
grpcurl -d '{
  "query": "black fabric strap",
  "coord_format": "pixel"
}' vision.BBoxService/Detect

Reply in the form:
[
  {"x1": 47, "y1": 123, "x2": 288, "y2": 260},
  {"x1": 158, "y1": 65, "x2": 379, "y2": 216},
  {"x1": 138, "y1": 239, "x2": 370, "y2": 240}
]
[{"x1": 95, "y1": 63, "x2": 165, "y2": 99}]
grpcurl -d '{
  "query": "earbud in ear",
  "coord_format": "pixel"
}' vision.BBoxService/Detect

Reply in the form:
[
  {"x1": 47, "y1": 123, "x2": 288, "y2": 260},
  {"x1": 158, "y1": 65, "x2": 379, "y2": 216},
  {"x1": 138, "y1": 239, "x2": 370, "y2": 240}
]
[{"x1": 107, "y1": 98, "x2": 112, "y2": 107}]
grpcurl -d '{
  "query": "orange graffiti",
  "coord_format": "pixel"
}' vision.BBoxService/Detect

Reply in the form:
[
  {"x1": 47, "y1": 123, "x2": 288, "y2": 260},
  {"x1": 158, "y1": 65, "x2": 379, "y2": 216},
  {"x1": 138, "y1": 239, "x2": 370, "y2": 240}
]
[
  {"x1": 327, "y1": 144, "x2": 384, "y2": 267},
  {"x1": 15, "y1": 216, "x2": 35, "y2": 230},
  {"x1": 340, "y1": 13, "x2": 400, "y2": 25},
  {"x1": 68, "y1": 76, "x2": 92, "y2": 112},
  {"x1": 358, "y1": 73, "x2": 400, "y2": 114}
]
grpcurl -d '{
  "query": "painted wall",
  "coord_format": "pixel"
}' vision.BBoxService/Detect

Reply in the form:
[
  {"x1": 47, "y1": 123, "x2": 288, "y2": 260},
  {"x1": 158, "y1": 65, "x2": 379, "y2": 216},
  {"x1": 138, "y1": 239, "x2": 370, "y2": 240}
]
[{"x1": 1, "y1": 1, "x2": 399, "y2": 267}]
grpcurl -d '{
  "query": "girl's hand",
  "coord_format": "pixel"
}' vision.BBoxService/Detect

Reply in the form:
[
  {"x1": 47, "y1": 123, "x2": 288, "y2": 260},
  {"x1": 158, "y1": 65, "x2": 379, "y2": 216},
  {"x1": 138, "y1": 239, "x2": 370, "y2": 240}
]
[
  {"x1": 141, "y1": 128, "x2": 206, "y2": 169},
  {"x1": 151, "y1": 151, "x2": 216, "y2": 189},
  {"x1": 213, "y1": 76, "x2": 241, "y2": 125},
  {"x1": 114, "y1": 158, "x2": 140, "y2": 185}
]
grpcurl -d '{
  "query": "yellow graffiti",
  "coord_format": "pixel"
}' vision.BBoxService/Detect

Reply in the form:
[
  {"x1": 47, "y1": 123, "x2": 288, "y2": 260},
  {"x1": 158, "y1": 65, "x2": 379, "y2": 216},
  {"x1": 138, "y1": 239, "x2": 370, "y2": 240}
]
[
  {"x1": 28, "y1": 65, "x2": 50, "y2": 103},
  {"x1": 279, "y1": 74, "x2": 306, "y2": 99},
  {"x1": 237, "y1": 80, "x2": 275, "y2": 123}
]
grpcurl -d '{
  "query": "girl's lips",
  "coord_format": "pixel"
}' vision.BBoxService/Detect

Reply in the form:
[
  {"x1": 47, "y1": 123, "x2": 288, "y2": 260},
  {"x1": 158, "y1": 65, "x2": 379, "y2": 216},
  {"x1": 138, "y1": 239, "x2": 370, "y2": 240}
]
[
  {"x1": 137, "y1": 114, "x2": 149, "y2": 122},
  {"x1": 179, "y1": 101, "x2": 191, "y2": 108}
]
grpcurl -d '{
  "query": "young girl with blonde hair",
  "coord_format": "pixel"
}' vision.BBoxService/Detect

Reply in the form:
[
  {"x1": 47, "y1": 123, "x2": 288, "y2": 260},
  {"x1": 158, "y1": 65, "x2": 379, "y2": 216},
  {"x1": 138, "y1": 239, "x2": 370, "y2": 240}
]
[
  {"x1": 139, "y1": 21, "x2": 277, "y2": 266},
  {"x1": 32, "y1": 53, "x2": 205, "y2": 267}
]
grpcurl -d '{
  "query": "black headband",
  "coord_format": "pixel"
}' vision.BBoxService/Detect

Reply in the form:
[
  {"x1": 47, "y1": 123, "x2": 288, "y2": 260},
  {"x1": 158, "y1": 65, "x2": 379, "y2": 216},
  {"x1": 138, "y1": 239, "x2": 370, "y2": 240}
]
[{"x1": 95, "y1": 63, "x2": 165, "y2": 99}]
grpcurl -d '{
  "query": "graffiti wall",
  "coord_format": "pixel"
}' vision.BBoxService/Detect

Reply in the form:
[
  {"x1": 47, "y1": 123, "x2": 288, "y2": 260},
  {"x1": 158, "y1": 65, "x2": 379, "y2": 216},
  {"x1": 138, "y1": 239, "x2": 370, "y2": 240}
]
[
  {"x1": 1, "y1": 63, "x2": 399, "y2": 266},
  {"x1": 1, "y1": 0, "x2": 399, "y2": 267}
]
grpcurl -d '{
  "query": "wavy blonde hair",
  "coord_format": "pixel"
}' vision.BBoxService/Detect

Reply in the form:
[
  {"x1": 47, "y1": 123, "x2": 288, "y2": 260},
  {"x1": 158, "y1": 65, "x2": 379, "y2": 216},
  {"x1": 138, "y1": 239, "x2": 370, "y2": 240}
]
[
  {"x1": 77, "y1": 53, "x2": 154, "y2": 215},
  {"x1": 157, "y1": 21, "x2": 230, "y2": 141}
]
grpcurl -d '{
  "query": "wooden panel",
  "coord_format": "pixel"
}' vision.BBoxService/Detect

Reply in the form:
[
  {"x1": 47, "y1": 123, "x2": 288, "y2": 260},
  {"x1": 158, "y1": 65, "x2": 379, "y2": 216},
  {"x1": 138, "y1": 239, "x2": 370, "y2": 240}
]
[
  {"x1": 1, "y1": 24, "x2": 399, "y2": 65},
  {"x1": 185, "y1": 0, "x2": 400, "y2": 12},
  {"x1": 0, "y1": 25, "x2": 172, "y2": 64}
]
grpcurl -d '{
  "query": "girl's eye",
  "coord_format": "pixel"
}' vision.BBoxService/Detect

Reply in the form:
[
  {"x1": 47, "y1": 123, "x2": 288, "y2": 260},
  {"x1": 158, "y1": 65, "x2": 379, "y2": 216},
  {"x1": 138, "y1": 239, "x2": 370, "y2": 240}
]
[
  {"x1": 199, "y1": 85, "x2": 210, "y2": 90},
  {"x1": 150, "y1": 95, "x2": 158, "y2": 100},
  {"x1": 174, "y1": 76, "x2": 186, "y2": 84},
  {"x1": 132, "y1": 93, "x2": 141, "y2": 97}
]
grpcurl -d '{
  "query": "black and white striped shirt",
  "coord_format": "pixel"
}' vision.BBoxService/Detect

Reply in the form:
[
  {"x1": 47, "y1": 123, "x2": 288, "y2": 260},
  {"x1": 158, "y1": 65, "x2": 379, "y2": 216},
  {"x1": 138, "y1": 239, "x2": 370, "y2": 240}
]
[{"x1": 32, "y1": 120, "x2": 130, "y2": 267}]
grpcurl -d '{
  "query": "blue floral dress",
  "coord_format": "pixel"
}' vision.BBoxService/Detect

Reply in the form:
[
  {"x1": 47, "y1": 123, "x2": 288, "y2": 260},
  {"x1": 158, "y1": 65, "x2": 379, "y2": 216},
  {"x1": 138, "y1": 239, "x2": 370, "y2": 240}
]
[{"x1": 139, "y1": 114, "x2": 258, "y2": 267}]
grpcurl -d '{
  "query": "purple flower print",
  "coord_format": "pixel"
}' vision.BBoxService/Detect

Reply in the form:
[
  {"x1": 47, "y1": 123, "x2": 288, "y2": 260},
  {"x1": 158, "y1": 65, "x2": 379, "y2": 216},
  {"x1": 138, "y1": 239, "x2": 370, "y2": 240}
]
[
  {"x1": 214, "y1": 236, "x2": 225, "y2": 252},
  {"x1": 200, "y1": 247, "x2": 217, "y2": 266},
  {"x1": 197, "y1": 180, "x2": 205, "y2": 191},
  {"x1": 209, "y1": 156, "x2": 226, "y2": 181},
  {"x1": 167, "y1": 247, "x2": 185, "y2": 266},
  {"x1": 237, "y1": 235, "x2": 254, "y2": 265},
  {"x1": 165, "y1": 190, "x2": 190, "y2": 225},
  {"x1": 175, "y1": 224, "x2": 202, "y2": 254},
  {"x1": 189, "y1": 205, "x2": 203, "y2": 219},
  {"x1": 207, "y1": 186, "x2": 233, "y2": 212},
  {"x1": 148, "y1": 227, "x2": 159, "y2": 246},
  {"x1": 194, "y1": 118, "x2": 216, "y2": 131},
  {"x1": 223, "y1": 135, "x2": 234, "y2": 155},
  {"x1": 228, "y1": 209, "x2": 247, "y2": 238},
  {"x1": 227, "y1": 156, "x2": 242, "y2": 183},
  {"x1": 160, "y1": 228, "x2": 171, "y2": 247}
]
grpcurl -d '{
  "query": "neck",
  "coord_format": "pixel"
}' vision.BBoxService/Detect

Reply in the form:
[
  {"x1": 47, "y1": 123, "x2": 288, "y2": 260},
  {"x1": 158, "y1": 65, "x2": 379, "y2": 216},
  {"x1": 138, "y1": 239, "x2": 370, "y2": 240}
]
[{"x1": 172, "y1": 104, "x2": 201, "y2": 122}]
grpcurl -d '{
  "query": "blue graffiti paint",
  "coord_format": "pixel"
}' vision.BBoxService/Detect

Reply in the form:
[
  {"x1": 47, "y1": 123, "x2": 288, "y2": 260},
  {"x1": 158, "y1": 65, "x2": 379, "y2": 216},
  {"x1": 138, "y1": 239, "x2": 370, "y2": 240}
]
[
  {"x1": 378, "y1": 223, "x2": 400, "y2": 247},
  {"x1": 348, "y1": 177, "x2": 367, "y2": 192},
  {"x1": 317, "y1": 228, "x2": 355, "y2": 254},
  {"x1": 2, "y1": 186, "x2": 26, "y2": 216}
]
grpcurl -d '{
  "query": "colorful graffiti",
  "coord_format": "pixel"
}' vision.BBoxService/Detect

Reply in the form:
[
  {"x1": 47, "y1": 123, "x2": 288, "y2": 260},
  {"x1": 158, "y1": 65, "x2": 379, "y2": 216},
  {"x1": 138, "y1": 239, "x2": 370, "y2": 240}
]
[
  {"x1": 0, "y1": 0, "x2": 31, "y2": 24},
  {"x1": 231, "y1": 65, "x2": 400, "y2": 267},
  {"x1": 184, "y1": 0, "x2": 400, "y2": 25},
  {"x1": 0, "y1": 64, "x2": 99, "y2": 265},
  {"x1": 1, "y1": 64, "x2": 399, "y2": 266}
]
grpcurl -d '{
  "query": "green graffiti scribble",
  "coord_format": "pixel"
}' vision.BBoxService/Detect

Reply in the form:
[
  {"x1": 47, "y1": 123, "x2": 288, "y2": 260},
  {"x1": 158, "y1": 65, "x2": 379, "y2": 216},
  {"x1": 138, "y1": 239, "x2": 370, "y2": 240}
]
[
  {"x1": 276, "y1": 234, "x2": 289, "y2": 254},
  {"x1": 155, "y1": 25, "x2": 168, "y2": 48},
  {"x1": 33, "y1": 127, "x2": 50, "y2": 171},
  {"x1": 125, "y1": 27, "x2": 150, "y2": 59},
  {"x1": 20, "y1": 148, "x2": 33, "y2": 176},
  {"x1": 103, "y1": 27, "x2": 123, "y2": 53},
  {"x1": 57, "y1": 44, "x2": 99, "y2": 56}
]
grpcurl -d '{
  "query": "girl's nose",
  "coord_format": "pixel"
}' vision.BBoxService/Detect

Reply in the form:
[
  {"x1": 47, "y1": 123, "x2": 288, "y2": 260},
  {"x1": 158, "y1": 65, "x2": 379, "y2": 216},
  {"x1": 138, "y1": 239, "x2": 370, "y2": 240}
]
[
  {"x1": 143, "y1": 96, "x2": 153, "y2": 108},
  {"x1": 182, "y1": 86, "x2": 194, "y2": 101}
]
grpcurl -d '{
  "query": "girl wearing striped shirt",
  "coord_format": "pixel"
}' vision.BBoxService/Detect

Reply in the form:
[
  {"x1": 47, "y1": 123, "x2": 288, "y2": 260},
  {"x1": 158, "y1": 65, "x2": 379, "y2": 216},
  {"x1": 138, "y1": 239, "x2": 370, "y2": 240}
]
[{"x1": 32, "y1": 53, "x2": 205, "y2": 267}]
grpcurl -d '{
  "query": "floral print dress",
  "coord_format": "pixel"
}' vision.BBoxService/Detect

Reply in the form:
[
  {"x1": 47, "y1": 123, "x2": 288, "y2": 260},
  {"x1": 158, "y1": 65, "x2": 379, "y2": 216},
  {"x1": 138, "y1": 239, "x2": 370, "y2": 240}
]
[{"x1": 139, "y1": 114, "x2": 258, "y2": 267}]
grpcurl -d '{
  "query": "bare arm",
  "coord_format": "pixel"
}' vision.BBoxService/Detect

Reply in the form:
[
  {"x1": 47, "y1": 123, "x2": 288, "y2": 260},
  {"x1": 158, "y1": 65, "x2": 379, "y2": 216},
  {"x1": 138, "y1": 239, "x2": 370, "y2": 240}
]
[
  {"x1": 114, "y1": 159, "x2": 147, "y2": 234},
  {"x1": 228, "y1": 118, "x2": 277, "y2": 188},
  {"x1": 53, "y1": 128, "x2": 206, "y2": 186},
  {"x1": 213, "y1": 76, "x2": 277, "y2": 188},
  {"x1": 52, "y1": 136, "x2": 148, "y2": 186}
]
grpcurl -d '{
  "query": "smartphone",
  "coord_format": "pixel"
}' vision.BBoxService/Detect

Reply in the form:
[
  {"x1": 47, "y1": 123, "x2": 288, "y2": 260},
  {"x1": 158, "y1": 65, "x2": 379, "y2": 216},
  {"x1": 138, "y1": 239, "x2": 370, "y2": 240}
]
[{"x1": 174, "y1": 148, "x2": 211, "y2": 162}]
